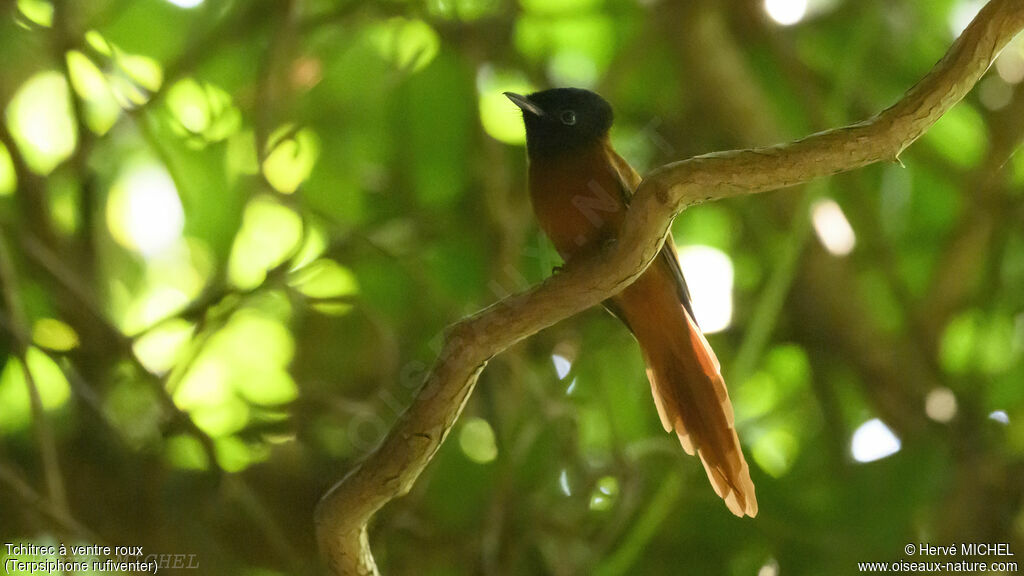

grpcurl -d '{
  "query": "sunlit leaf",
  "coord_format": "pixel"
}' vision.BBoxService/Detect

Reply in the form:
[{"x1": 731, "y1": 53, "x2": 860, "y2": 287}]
[
  {"x1": 5, "y1": 72, "x2": 78, "y2": 174},
  {"x1": 371, "y1": 18, "x2": 441, "y2": 72},
  {"x1": 174, "y1": 356, "x2": 233, "y2": 411},
  {"x1": 32, "y1": 318, "x2": 80, "y2": 351},
  {"x1": 228, "y1": 196, "x2": 304, "y2": 289},
  {"x1": 132, "y1": 319, "x2": 194, "y2": 374},
  {"x1": 166, "y1": 78, "x2": 242, "y2": 147},
  {"x1": 216, "y1": 310, "x2": 295, "y2": 369},
  {"x1": 107, "y1": 53, "x2": 164, "y2": 108},
  {"x1": 0, "y1": 349, "x2": 71, "y2": 434},
  {"x1": 85, "y1": 30, "x2": 113, "y2": 56},
  {"x1": 191, "y1": 396, "x2": 250, "y2": 437},
  {"x1": 235, "y1": 367, "x2": 298, "y2": 406},
  {"x1": 459, "y1": 417, "x2": 498, "y2": 463},
  {"x1": 174, "y1": 306, "x2": 297, "y2": 415},
  {"x1": 16, "y1": 0, "x2": 52, "y2": 27},
  {"x1": 262, "y1": 125, "x2": 320, "y2": 194},
  {"x1": 289, "y1": 258, "x2": 360, "y2": 313},
  {"x1": 289, "y1": 224, "x2": 328, "y2": 270},
  {"x1": 165, "y1": 434, "x2": 209, "y2": 470},
  {"x1": 117, "y1": 284, "x2": 187, "y2": 335},
  {"x1": 65, "y1": 50, "x2": 121, "y2": 135},
  {"x1": 118, "y1": 54, "x2": 164, "y2": 93},
  {"x1": 215, "y1": 435, "x2": 268, "y2": 472}
]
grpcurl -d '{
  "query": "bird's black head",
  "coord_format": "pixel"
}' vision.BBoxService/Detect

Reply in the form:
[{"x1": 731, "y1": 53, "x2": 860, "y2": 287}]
[{"x1": 505, "y1": 88, "x2": 613, "y2": 159}]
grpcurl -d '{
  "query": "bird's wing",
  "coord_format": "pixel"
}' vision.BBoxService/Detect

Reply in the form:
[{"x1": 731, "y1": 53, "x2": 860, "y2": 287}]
[{"x1": 604, "y1": 146, "x2": 698, "y2": 322}]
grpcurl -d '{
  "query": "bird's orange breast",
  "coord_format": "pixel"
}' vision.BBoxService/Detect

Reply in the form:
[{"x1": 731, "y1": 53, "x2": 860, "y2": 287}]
[{"x1": 527, "y1": 142, "x2": 628, "y2": 262}]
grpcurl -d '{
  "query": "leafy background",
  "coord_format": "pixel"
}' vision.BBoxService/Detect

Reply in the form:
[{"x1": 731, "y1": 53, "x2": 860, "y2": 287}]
[{"x1": 0, "y1": 0, "x2": 1022, "y2": 574}]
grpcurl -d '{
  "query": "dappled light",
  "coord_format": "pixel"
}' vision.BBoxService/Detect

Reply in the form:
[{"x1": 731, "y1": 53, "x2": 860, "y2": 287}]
[
  {"x1": 458, "y1": 417, "x2": 498, "y2": 463},
  {"x1": 764, "y1": 0, "x2": 807, "y2": 26},
  {"x1": 166, "y1": 79, "x2": 242, "y2": 147},
  {"x1": 261, "y1": 125, "x2": 319, "y2": 194},
  {"x1": 0, "y1": 2, "x2": 1022, "y2": 575},
  {"x1": 0, "y1": 349, "x2": 70, "y2": 434},
  {"x1": 811, "y1": 198, "x2": 856, "y2": 256},
  {"x1": 15, "y1": 0, "x2": 51, "y2": 28},
  {"x1": 5, "y1": 72, "x2": 77, "y2": 174},
  {"x1": 925, "y1": 387, "x2": 958, "y2": 423},
  {"x1": 676, "y1": 245, "x2": 734, "y2": 333},
  {"x1": 949, "y1": 0, "x2": 986, "y2": 36},
  {"x1": 228, "y1": 196, "x2": 304, "y2": 288},
  {"x1": 990, "y1": 410, "x2": 1010, "y2": 424},
  {"x1": 31, "y1": 318, "x2": 79, "y2": 351},
  {"x1": 106, "y1": 163, "x2": 185, "y2": 257},
  {"x1": 851, "y1": 418, "x2": 902, "y2": 463},
  {"x1": 163, "y1": 0, "x2": 205, "y2": 8},
  {"x1": 551, "y1": 353, "x2": 572, "y2": 379},
  {"x1": 65, "y1": 51, "x2": 121, "y2": 134}
]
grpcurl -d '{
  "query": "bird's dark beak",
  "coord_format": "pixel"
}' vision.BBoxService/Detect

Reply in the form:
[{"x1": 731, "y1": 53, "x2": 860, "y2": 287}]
[{"x1": 504, "y1": 92, "x2": 545, "y2": 117}]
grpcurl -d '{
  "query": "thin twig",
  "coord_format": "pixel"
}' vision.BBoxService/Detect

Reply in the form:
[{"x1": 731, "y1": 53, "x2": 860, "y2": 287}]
[{"x1": 0, "y1": 234, "x2": 69, "y2": 515}]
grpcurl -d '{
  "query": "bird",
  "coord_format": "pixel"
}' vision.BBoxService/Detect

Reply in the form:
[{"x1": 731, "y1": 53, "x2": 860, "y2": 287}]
[{"x1": 506, "y1": 88, "x2": 757, "y2": 517}]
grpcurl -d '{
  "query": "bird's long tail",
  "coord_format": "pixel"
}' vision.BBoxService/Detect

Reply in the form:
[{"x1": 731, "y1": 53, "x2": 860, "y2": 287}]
[{"x1": 638, "y1": 300, "x2": 758, "y2": 517}]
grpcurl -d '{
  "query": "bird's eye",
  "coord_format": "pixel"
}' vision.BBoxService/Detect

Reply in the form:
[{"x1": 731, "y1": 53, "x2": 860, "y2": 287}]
[{"x1": 560, "y1": 110, "x2": 577, "y2": 125}]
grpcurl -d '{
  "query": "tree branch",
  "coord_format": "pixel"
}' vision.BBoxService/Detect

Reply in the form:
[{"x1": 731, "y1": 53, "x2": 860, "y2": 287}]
[{"x1": 315, "y1": 1, "x2": 1024, "y2": 573}]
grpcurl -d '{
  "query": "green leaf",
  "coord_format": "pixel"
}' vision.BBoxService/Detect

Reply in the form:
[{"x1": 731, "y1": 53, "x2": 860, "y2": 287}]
[
  {"x1": 459, "y1": 416, "x2": 499, "y2": 463},
  {"x1": 0, "y1": 349, "x2": 71, "y2": 434},
  {"x1": 262, "y1": 125, "x2": 320, "y2": 194},
  {"x1": 5, "y1": 72, "x2": 77, "y2": 174}
]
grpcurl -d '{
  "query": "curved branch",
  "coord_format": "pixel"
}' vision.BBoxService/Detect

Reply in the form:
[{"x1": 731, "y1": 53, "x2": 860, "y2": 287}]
[{"x1": 315, "y1": 2, "x2": 1024, "y2": 573}]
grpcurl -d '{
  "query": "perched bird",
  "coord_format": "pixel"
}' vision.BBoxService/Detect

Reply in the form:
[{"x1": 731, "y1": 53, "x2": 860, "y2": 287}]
[{"x1": 506, "y1": 88, "x2": 757, "y2": 517}]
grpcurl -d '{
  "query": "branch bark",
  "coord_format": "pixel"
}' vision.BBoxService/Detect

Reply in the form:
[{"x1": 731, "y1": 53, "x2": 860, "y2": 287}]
[{"x1": 315, "y1": 2, "x2": 1024, "y2": 573}]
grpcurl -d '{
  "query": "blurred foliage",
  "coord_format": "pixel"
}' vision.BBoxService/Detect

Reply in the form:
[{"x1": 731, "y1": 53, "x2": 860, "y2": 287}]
[{"x1": 0, "y1": 0, "x2": 1022, "y2": 575}]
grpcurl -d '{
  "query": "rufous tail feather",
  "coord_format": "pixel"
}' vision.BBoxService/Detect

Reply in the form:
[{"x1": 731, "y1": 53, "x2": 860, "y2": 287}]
[{"x1": 643, "y1": 308, "x2": 757, "y2": 518}]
